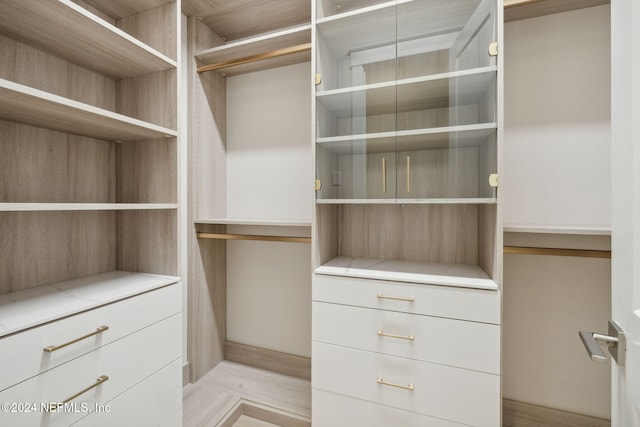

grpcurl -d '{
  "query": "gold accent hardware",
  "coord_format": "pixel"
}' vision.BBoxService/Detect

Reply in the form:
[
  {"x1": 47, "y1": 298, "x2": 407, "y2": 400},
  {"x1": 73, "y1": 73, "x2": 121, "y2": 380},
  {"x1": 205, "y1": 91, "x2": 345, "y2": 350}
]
[
  {"x1": 197, "y1": 232, "x2": 311, "y2": 244},
  {"x1": 504, "y1": 246, "x2": 611, "y2": 259},
  {"x1": 406, "y1": 156, "x2": 411, "y2": 193},
  {"x1": 197, "y1": 43, "x2": 312, "y2": 74},
  {"x1": 488, "y1": 173, "x2": 499, "y2": 187},
  {"x1": 382, "y1": 157, "x2": 387, "y2": 193},
  {"x1": 315, "y1": 73, "x2": 323, "y2": 85},
  {"x1": 377, "y1": 330, "x2": 415, "y2": 341},
  {"x1": 49, "y1": 375, "x2": 109, "y2": 411},
  {"x1": 377, "y1": 378, "x2": 414, "y2": 391},
  {"x1": 315, "y1": 179, "x2": 322, "y2": 191},
  {"x1": 489, "y1": 42, "x2": 498, "y2": 57},
  {"x1": 377, "y1": 293, "x2": 414, "y2": 302},
  {"x1": 43, "y1": 326, "x2": 109, "y2": 353}
]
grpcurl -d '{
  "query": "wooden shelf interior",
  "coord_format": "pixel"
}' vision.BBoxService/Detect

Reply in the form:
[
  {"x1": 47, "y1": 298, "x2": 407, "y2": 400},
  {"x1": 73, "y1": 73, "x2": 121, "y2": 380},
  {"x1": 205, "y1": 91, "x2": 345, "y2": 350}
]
[
  {"x1": 0, "y1": 0, "x2": 176, "y2": 79},
  {"x1": 504, "y1": 0, "x2": 609, "y2": 22}
]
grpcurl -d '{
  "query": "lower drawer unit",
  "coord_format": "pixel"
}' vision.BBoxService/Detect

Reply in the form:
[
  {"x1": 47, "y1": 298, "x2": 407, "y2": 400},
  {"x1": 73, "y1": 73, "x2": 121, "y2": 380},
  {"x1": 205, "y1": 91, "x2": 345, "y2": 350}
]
[
  {"x1": 0, "y1": 313, "x2": 182, "y2": 427},
  {"x1": 313, "y1": 301, "x2": 500, "y2": 374},
  {"x1": 312, "y1": 342, "x2": 500, "y2": 427},
  {"x1": 313, "y1": 389, "x2": 468, "y2": 427}
]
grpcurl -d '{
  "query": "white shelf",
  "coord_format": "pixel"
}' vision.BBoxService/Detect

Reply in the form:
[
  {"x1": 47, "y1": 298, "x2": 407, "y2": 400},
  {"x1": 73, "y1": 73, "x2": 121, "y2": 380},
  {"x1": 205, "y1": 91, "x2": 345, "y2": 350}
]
[
  {"x1": 195, "y1": 24, "x2": 311, "y2": 76},
  {"x1": 316, "y1": 198, "x2": 497, "y2": 205},
  {"x1": 503, "y1": 224, "x2": 612, "y2": 235},
  {"x1": 0, "y1": 79, "x2": 177, "y2": 142},
  {"x1": 0, "y1": 0, "x2": 176, "y2": 79},
  {"x1": 315, "y1": 256, "x2": 498, "y2": 290},
  {"x1": 0, "y1": 203, "x2": 178, "y2": 212},
  {"x1": 0, "y1": 271, "x2": 180, "y2": 338},
  {"x1": 316, "y1": 67, "x2": 497, "y2": 118},
  {"x1": 194, "y1": 218, "x2": 312, "y2": 227}
]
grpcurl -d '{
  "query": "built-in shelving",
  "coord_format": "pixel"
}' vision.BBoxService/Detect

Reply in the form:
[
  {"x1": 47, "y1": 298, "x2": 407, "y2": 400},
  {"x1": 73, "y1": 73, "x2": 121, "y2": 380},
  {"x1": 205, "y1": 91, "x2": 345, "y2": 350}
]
[
  {"x1": 503, "y1": 224, "x2": 612, "y2": 235},
  {"x1": 0, "y1": 79, "x2": 177, "y2": 142},
  {"x1": 316, "y1": 198, "x2": 497, "y2": 204},
  {"x1": 0, "y1": 0, "x2": 176, "y2": 79},
  {"x1": 195, "y1": 218, "x2": 312, "y2": 227},
  {"x1": 0, "y1": 203, "x2": 178, "y2": 212},
  {"x1": 504, "y1": 0, "x2": 609, "y2": 22}
]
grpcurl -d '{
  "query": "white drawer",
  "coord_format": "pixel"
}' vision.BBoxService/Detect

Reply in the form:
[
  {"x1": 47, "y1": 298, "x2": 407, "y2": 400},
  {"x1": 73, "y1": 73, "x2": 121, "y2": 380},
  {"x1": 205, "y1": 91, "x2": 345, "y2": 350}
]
[
  {"x1": 312, "y1": 389, "x2": 467, "y2": 427},
  {"x1": 70, "y1": 358, "x2": 182, "y2": 427},
  {"x1": 313, "y1": 274, "x2": 500, "y2": 324},
  {"x1": 0, "y1": 283, "x2": 181, "y2": 392},
  {"x1": 0, "y1": 313, "x2": 181, "y2": 427},
  {"x1": 313, "y1": 301, "x2": 500, "y2": 374},
  {"x1": 312, "y1": 342, "x2": 500, "y2": 427}
]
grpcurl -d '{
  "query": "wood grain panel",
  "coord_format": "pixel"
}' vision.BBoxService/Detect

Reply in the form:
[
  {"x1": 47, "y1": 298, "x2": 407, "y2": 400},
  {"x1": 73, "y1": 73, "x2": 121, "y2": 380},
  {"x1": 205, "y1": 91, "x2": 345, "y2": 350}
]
[
  {"x1": 116, "y1": 209, "x2": 177, "y2": 275},
  {"x1": 0, "y1": 120, "x2": 115, "y2": 203},
  {"x1": 183, "y1": 0, "x2": 310, "y2": 41},
  {"x1": 504, "y1": 0, "x2": 609, "y2": 22},
  {"x1": 225, "y1": 341, "x2": 311, "y2": 381},
  {"x1": 117, "y1": 2, "x2": 177, "y2": 60},
  {"x1": 117, "y1": 69, "x2": 177, "y2": 130},
  {"x1": 0, "y1": 211, "x2": 116, "y2": 294},
  {"x1": 479, "y1": 204, "x2": 497, "y2": 279},
  {"x1": 338, "y1": 204, "x2": 479, "y2": 265},
  {"x1": 503, "y1": 399, "x2": 610, "y2": 427},
  {"x1": 116, "y1": 137, "x2": 176, "y2": 203},
  {"x1": 314, "y1": 205, "x2": 338, "y2": 267},
  {"x1": 0, "y1": 33, "x2": 116, "y2": 111},
  {"x1": 80, "y1": 0, "x2": 170, "y2": 20}
]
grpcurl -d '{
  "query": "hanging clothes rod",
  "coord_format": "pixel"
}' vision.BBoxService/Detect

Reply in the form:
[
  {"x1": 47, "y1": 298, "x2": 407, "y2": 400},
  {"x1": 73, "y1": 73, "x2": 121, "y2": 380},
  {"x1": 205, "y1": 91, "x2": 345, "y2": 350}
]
[
  {"x1": 197, "y1": 232, "x2": 311, "y2": 244},
  {"x1": 503, "y1": 246, "x2": 611, "y2": 259},
  {"x1": 197, "y1": 43, "x2": 312, "y2": 74}
]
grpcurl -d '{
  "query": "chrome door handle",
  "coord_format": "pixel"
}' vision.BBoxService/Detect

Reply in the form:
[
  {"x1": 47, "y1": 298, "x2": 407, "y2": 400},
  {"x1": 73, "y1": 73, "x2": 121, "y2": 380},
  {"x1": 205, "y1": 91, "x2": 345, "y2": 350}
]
[{"x1": 579, "y1": 320, "x2": 626, "y2": 366}]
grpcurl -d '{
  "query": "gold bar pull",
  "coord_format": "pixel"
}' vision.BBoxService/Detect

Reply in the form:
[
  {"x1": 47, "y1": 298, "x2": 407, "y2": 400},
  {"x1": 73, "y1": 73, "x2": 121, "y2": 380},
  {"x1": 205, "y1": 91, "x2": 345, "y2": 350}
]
[
  {"x1": 44, "y1": 326, "x2": 109, "y2": 353},
  {"x1": 377, "y1": 377, "x2": 414, "y2": 391},
  {"x1": 377, "y1": 330, "x2": 415, "y2": 341},
  {"x1": 406, "y1": 155, "x2": 411, "y2": 193},
  {"x1": 49, "y1": 375, "x2": 109, "y2": 411},
  {"x1": 377, "y1": 293, "x2": 414, "y2": 302},
  {"x1": 381, "y1": 157, "x2": 387, "y2": 193}
]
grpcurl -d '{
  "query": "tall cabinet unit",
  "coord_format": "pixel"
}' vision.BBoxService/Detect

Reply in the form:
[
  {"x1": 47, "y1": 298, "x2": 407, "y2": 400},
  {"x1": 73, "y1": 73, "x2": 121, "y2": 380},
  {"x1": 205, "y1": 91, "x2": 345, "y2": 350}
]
[
  {"x1": 0, "y1": 0, "x2": 182, "y2": 424},
  {"x1": 312, "y1": 0, "x2": 503, "y2": 425}
]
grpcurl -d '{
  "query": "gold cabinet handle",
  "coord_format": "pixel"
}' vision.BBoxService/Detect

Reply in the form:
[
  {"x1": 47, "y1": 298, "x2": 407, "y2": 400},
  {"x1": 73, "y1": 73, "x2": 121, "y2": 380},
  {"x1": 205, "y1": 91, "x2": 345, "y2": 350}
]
[
  {"x1": 377, "y1": 293, "x2": 414, "y2": 302},
  {"x1": 377, "y1": 330, "x2": 415, "y2": 341},
  {"x1": 49, "y1": 375, "x2": 109, "y2": 411},
  {"x1": 44, "y1": 326, "x2": 109, "y2": 353},
  {"x1": 382, "y1": 157, "x2": 387, "y2": 193},
  {"x1": 406, "y1": 155, "x2": 411, "y2": 193},
  {"x1": 377, "y1": 377, "x2": 414, "y2": 391}
]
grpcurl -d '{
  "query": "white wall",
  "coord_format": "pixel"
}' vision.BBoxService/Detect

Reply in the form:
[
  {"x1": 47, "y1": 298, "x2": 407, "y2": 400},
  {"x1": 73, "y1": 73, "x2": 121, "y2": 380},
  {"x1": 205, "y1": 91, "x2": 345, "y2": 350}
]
[
  {"x1": 503, "y1": 5, "x2": 611, "y2": 230},
  {"x1": 503, "y1": 5, "x2": 612, "y2": 419},
  {"x1": 224, "y1": 62, "x2": 312, "y2": 357}
]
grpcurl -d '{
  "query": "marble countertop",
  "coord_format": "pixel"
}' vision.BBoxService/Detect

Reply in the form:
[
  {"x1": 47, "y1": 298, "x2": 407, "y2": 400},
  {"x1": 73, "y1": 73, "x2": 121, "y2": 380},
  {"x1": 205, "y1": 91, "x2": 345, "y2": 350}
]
[
  {"x1": 315, "y1": 256, "x2": 498, "y2": 290},
  {"x1": 0, "y1": 271, "x2": 180, "y2": 338}
]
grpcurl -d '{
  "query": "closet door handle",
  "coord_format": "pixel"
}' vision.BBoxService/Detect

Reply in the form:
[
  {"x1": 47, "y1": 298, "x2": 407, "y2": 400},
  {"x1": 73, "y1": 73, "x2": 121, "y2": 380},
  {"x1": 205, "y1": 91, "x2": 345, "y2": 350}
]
[
  {"x1": 377, "y1": 293, "x2": 414, "y2": 302},
  {"x1": 406, "y1": 155, "x2": 411, "y2": 193},
  {"x1": 49, "y1": 375, "x2": 109, "y2": 411},
  {"x1": 382, "y1": 157, "x2": 387, "y2": 193},
  {"x1": 43, "y1": 326, "x2": 109, "y2": 353},
  {"x1": 377, "y1": 377, "x2": 414, "y2": 391},
  {"x1": 377, "y1": 330, "x2": 414, "y2": 341}
]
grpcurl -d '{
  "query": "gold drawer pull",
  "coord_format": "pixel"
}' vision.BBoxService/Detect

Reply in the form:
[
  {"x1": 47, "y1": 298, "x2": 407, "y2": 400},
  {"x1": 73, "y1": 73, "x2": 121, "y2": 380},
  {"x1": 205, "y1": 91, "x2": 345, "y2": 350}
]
[
  {"x1": 377, "y1": 330, "x2": 415, "y2": 341},
  {"x1": 377, "y1": 377, "x2": 414, "y2": 391},
  {"x1": 44, "y1": 326, "x2": 109, "y2": 353},
  {"x1": 49, "y1": 375, "x2": 109, "y2": 411},
  {"x1": 377, "y1": 293, "x2": 414, "y2": 302}
]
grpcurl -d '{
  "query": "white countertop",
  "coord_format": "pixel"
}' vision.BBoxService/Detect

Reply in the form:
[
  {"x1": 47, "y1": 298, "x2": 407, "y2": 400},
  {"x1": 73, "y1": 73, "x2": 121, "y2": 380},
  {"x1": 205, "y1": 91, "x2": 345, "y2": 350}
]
[
  {"x1": 0, "y1": 271, "x2": 180, "y2": 338},
  {"x1": 315, "y1": 256, "x2": 498, "y2": 290}
]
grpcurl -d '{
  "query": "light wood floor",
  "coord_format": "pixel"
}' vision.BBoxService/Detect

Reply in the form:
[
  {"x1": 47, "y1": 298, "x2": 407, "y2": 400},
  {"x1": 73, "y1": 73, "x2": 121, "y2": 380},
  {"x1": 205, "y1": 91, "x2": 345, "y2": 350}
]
[{"x1": 183, "y1": 361, "x2": 311, "y2": 427}]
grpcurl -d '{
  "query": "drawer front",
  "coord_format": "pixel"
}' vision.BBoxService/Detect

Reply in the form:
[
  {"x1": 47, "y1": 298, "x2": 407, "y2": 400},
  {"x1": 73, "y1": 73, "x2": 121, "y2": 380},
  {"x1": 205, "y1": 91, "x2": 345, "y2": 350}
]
[
  {"x1": 313, "y1": 389, "x2": 467, "y2": 427},
  {"x1": 0, "y1": 282, "x2": 181, "y2": 392},
  {"x1": 313, "y1": 301, "x2": 500, "y2": 374},
  {"x1": 0, "y1": 313, "x2": 181, "y2": 427},
  {"x1": 313, "y1": 274, "x2": 500, "y2": 324},
  {"x1": 70, "y1": 358, "x2": 182, "y2": 427},
  {"x1": 312, "y1": 342, "x2": 500, "y2": 427}
]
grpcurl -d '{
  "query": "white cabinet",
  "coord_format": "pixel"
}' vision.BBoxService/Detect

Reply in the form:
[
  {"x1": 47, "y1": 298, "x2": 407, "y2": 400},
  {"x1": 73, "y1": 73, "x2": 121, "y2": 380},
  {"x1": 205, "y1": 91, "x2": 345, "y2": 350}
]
[{"x1": 0, "y1": 275, "x2": 182, "y2": 427}]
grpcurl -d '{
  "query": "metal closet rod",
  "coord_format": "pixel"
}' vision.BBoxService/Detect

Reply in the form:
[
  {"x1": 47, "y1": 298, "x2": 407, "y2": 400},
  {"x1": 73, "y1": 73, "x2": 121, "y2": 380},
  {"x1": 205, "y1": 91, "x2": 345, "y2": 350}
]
[
  {"x1": 197, "y1": 232, "x2": 311, "y2": 244},
  {"x1": 197, "y1": 43, "x2": 311, "y2": 74}
]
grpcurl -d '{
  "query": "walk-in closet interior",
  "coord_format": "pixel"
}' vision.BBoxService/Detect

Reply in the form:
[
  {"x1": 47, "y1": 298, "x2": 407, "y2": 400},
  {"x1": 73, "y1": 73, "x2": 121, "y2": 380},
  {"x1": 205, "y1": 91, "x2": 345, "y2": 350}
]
[{"x1": 0, "y1": 0, "x2": 616, "y2": 426}]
